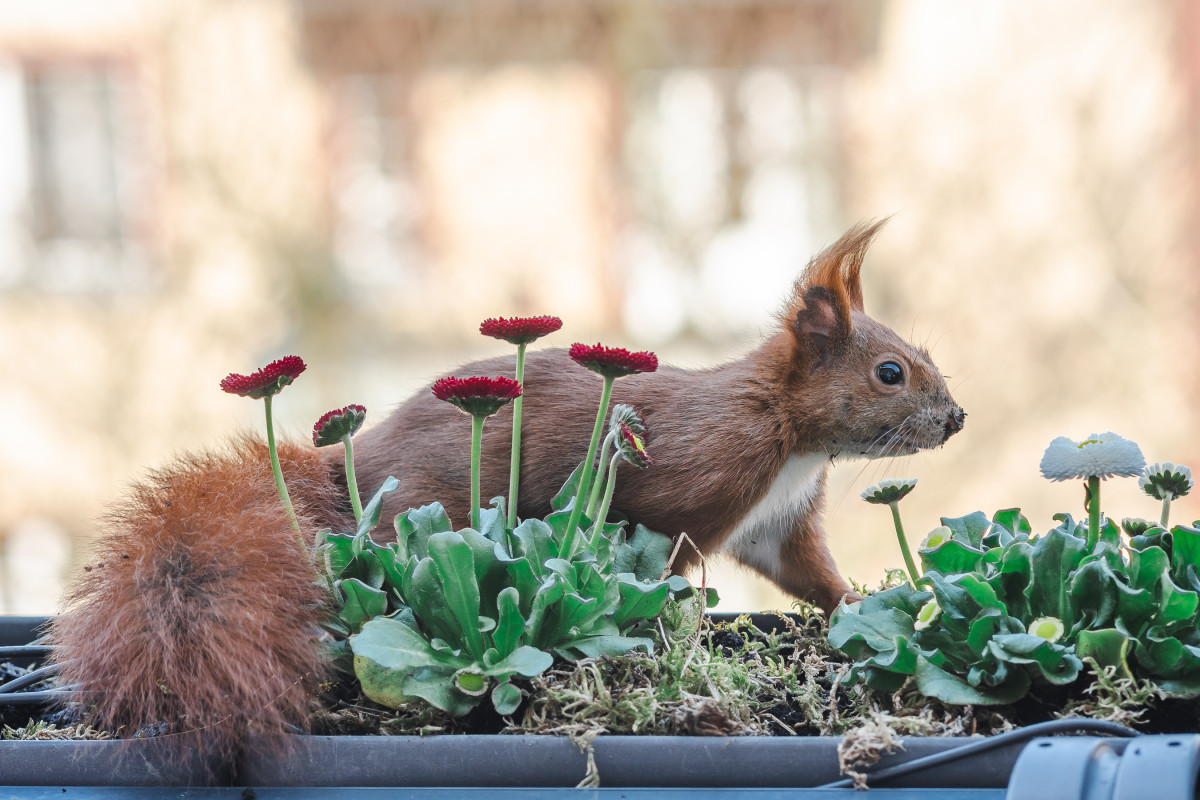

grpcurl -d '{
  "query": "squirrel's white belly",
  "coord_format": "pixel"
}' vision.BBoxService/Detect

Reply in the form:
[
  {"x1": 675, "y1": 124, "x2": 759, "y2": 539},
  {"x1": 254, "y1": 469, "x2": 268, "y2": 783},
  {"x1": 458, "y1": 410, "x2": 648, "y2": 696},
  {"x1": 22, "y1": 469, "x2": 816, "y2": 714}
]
[{"x1": 719, "y1": 452, "x2": 828, "y2": 581}]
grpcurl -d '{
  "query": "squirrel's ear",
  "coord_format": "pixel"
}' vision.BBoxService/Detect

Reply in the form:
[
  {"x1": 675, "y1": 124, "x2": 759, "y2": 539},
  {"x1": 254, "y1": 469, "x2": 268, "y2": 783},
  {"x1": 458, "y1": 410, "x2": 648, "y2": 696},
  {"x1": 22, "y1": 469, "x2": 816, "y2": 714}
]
[
  {"x1": 792, "y1": 285, "x2": 850, "y2": 361},
  {"x1": 790, "y1": 218, "x2": 888, "y2": 316}
]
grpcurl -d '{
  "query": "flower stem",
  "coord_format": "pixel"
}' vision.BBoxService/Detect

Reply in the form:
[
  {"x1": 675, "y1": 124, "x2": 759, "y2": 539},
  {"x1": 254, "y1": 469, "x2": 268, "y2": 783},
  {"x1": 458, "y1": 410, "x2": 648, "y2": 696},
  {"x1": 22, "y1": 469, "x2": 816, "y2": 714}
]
[
  {"x1": 589, "y1": 451, "x2": 623, "y2": 547},
  {"x1": 1086, "y1": 475, "x2": 1101, "y2": 548},
  {"x1": 264, "y1": 395, "x2": 306, "y2": 557},
  {"x1": 890, "y1": 501, "x2": 921, "y2": 588},
  {"x1": 586, "y1": 430, "x2": 618, "y2": 519},
  {"x1": 343, "y1": 433, "x2": 363, "y2": 524},
  {"x1": 470, "y1": 413, "x2": 485, "y2": 530},
  {"x1": 1161, "y1": 492, "x2": 1173, "y2": 529},
  {"x1": 507, "y1": 344, "x2": 527, "y2": 529},
  {"x1": 564, "y1": 375, "x2": 614, "y2": 558}
]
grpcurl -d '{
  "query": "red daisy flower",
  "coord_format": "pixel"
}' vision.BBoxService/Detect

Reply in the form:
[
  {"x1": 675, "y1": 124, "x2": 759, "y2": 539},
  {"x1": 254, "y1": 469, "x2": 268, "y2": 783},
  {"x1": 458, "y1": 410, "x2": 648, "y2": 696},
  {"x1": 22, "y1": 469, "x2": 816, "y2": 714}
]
[
  {"x1": 568, "y1": 343, "x2": 658, "y2": 379},
  {"x1": 312, "y1": 404, "x2": 367, "y2": 447},
  {"x1": 220, "y1": 355, "x2": 307, "y2": 399},
  {"x1": 617, "y1": 421, "x2": 652, "y2": 469},
  {"x1": 479, "y1": 315, "x2": 563, "y2": 346},
  {"x1": 432, "y1": 375, "x2": 522, "y2": 417}
]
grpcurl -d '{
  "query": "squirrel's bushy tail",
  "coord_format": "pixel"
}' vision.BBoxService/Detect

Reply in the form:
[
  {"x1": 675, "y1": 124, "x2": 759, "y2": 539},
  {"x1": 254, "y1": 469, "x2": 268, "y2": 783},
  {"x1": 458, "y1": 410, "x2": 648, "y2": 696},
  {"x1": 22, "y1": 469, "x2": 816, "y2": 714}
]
[{"x1": 47, "y1": 437, "x2": 345, "y2": 761}]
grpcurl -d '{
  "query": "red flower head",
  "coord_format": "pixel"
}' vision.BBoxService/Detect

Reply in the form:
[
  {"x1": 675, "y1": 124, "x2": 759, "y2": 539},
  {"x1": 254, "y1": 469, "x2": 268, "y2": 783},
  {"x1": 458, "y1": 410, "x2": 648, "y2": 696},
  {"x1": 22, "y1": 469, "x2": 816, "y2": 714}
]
[
  {"x1": 617, "y1": 421, "x2": 652, "y2": 469},
  {"x1": 312, "y1": 404, "x2": 367, "y2": 447},
  {"x1": 569, "y1": 343, "x2": 658, "y2": 380},
  {"x1": 220, "y1": 355, "x2": 306, "y2": 400},
  {"x1": 432, "y1": 375, "x2": 522, "y2": 418},
  {"x1": 479, "y1": 315, "x2": 563, "y2": 346}
]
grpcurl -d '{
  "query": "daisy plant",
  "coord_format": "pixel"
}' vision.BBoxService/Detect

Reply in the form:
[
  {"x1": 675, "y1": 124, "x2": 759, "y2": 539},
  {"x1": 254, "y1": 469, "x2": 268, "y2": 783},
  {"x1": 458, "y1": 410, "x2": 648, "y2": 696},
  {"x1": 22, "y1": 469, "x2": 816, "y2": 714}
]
[
  {"x1": 431, "y1": 376, "x2": 522, "y2": 529},
  {"x1": 1040, "y1": 432, "x2": 1145, "y2": 549},
  {"x1": 1139, "y1": 462, "x2": 1193, "y2": 528},
  {"x1": 479, "y1": 315, "x2": 563, "y2": 527},
  {"x1": 562, "y1": 343, "x2": 657, "y2": 558},
  {"x1": 861, "y1": 478, "x2": 922, "y2": 587},
  {"x1": 589, "y1": 414, "x2": 652, "y2": 545},
  {"x1": 313, "y1": 404, "x2": 368, "y2": 523},
  {"x1": 220, "y1": 355, "x2": 308, "y2": 554}
]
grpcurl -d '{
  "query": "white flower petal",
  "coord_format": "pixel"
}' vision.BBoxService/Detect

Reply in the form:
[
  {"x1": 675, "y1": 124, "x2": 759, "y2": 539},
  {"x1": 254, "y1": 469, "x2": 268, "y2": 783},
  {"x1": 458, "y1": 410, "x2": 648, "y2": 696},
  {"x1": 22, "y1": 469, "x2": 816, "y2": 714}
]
[{"x1": 1039, "y1": 432, "x2": 1145, "y2": 481}]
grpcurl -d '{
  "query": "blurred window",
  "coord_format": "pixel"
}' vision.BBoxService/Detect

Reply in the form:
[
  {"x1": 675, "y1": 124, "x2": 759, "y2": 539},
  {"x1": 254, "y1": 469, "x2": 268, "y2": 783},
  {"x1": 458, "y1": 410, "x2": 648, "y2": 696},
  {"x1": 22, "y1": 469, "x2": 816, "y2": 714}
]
[
  {"x1": 619, "y1": 67, "x2": 843, "y2": 342},
  {"x1": 331, "y1": 74, "x2": 423, "y2": 291},
  {"x1": 0, "y1": 60, "x2": 150, "y2": 293}
]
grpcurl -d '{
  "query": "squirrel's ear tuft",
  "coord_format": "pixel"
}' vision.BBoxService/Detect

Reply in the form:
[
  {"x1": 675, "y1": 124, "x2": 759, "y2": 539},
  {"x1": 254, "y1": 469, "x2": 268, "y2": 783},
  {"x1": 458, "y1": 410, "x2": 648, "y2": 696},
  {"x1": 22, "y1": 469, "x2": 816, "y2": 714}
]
[
  {"x1": 792, "y1": 285, "x2": 847, "y2": 361},
  {"x1": 787, "y1": 218, "x2": 888, "y2": 318}
]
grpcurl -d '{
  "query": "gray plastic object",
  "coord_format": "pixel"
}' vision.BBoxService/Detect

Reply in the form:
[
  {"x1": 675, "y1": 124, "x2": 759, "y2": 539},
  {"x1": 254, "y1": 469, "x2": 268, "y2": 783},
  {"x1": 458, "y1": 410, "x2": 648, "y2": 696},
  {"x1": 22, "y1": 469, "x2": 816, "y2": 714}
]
[{"x1": 1006, "y1": 735, "x2": 1200, "y2": 800}]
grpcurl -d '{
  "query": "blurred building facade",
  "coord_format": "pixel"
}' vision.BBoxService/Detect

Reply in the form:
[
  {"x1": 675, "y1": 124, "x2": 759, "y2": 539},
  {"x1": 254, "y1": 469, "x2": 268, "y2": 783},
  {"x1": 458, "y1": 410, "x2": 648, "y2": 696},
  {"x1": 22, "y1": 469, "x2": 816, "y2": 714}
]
[{"x1": 0, "y1": 0, "x2": 1196, "y2": 612}]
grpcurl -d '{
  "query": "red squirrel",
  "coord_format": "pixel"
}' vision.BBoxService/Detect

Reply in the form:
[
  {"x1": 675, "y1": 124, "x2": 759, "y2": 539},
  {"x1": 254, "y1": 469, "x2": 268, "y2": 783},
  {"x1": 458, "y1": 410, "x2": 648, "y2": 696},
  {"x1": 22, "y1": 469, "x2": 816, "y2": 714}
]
[{"x1": 48, "y1": 220, "x2": 962, "y2": 758}]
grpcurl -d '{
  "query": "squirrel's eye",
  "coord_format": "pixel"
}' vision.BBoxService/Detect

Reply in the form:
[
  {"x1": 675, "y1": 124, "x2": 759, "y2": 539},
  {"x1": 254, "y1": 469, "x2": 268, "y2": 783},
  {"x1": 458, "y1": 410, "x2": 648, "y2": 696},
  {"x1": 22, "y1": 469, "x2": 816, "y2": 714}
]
[{"x1": 876, "y1": 361, "x2": 904, "y2": 386}]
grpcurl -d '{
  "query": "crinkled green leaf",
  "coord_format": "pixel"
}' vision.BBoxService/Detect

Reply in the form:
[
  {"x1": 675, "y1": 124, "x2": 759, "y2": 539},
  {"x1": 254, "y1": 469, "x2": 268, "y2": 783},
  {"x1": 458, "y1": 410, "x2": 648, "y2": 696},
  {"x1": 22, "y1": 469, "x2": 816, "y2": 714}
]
[
  {"x1": 613, "y1": 525, "x2": 673, "y2": 581},
  {"x1": 481, "y1": 645, "x2": 553, "y2": 679},
  {"x1": 940, "y1": 512, "x2": 991, "y2": 549},
  {"x1": 1026, "y1": 528, "x2": 1088, "y2": 621},
  {"x1": 492, "y1": 587, "x2": 524, "y2": 659},
  {"x1": 394, "y1": 503, "x2": 454, "y2": 562},
  {"x1": 556, "y1": 634, "x2": 654, "y2": 659},
  {"x1": 613, "y1": 577, "x2": 671, "y2": 629},
  {"x1": 991, "y1": 508, "x2": 1032, "y2": 538},
  {"x1": 1170, "y1": 525, "x2": 1200, "y2": 585},
  {"x1": 1077, "y1": 628, "x2": 1131, "y2": 670},
  {"x1": 426, "y1": 531, "x2": 485, "y2": 660},
  {"x1": 551, "y1": 462, "x2": 585, "y2": 511},
  {"x1": 337, "y1": 577, "x2": 388, "y2": 633},
  {"x1": 914, "y1": 655, "x2": 1030, "y2": 704},
  {"x1": 919, "y1": 540, "x2": 986, "y2": 575}
]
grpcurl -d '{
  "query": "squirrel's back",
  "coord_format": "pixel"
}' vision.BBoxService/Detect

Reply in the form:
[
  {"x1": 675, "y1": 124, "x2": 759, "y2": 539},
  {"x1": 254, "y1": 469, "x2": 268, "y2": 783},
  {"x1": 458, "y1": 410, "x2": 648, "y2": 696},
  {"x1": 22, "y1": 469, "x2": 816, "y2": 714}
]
[{"x1": 47, "y1": 437, "x2": 344, "y2": 760}]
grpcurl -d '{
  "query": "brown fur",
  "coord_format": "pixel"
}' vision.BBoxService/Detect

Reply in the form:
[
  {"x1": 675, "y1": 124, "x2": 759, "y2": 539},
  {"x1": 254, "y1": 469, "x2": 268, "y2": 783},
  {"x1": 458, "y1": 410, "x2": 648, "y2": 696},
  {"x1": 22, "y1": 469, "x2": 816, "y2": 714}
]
[
  {"x1": 349, "y1": 220, "x2": 965, "y2": 612},
  {"x1": 47, "y1": 438, "x2": 345, "y2": 763}
]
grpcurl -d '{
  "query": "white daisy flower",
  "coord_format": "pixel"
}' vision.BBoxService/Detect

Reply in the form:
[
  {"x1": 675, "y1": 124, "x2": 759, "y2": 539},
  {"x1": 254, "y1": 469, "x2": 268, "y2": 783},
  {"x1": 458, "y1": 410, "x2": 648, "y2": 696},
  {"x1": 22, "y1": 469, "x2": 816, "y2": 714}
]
[
  {"x1": 1039, "y1": 432, "x2": 1145, "y2": 482},
  {"x1": 861, "y1": 478, "x2": 918, "y2": 505},
  {"x1": 1027, "y1": 616, "x2": 1066, "y2": 643},
  {"x1": 1139, "y1": 463, "x2": 1193, "y2": 501},
  {"x1": 921, "y1": 525, "x2": 952, "y2": 550},
  {"x1": 914, "y1": 598, "x2": 942, "y2": 631}
]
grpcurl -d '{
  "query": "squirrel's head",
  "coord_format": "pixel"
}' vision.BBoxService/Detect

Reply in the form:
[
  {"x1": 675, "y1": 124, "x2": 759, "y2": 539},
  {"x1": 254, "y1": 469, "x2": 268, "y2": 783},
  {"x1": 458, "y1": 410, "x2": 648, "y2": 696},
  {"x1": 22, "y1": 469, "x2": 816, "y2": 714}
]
[{"x1": 778, "y1": 219, "x2": 965, "y2": 459}]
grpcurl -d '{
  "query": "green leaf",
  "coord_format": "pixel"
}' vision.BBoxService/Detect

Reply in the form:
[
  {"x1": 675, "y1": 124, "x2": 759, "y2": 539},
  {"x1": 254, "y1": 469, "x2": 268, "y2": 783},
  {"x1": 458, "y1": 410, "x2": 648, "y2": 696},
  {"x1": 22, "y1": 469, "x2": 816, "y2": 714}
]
[
  {"x1": 491, "y1": 681, "x2": 522, "y2": 715},
  {"x1": 351, "y1": 616, "x2": 471, "y2": 671},
  {"x1": 914, "y1": 655, "x2": 1030, "y2": 705},
  {"x1": 551, "y1": 462, "x2": 585, "y2": 512},
  {"x1": 394, "y1": 503, "x2": 454, "y2": 562},
  {"x1": 427, "y1": 531, "x2": 485, "y2": 660},
  {"x1": 1077, "y1": 629, "x2": 1131, "y2": 669},
  {"x1": 919, "y1": 540, "x2": 986, "y2": 576},
  {"x1": 557, "y1": 634, "x2": 655, "y2": 659},
  {"x1": 1026, "y1": 528, "x2": 1088, "y2": 621},
  {"x1": 321, "y1": 533, "x2": 358, "y2": 578},
  {"x1": 407, "y1": 556, "x2": 462, "y2": 645},
  {"x1": 481, "y1": 645, "x2": 553, "y2": 679},
  {"x1": 336, "y1": 578, "x2": 388, "y2": 634},
  {"x1": 1170, "y1": 525, "x2": 1200, "y2": 584},
  {"x1": 492, "y1": 587, "x2": 525, "y2": 659},
  {"x1": 476, "y1": 500, "x2": 508, "y2": 543},
  {"x1": 613, "y1": 525, "x2": 673, "y2": 582},
  {"x1": 1153, "y1": 572, "x2": 1198, "y2": 627},
  {"x1": 357, "y1": 476, "x2": 400, "y2": 536},
  {"x1": 828, "y1": 606, "x2": 916, "y2": 657},
  {"x1": 1067, "y1": 559, "x2": 1120, "y2": 631},
  {"x1": 992, "y1": 508, "x2": 1032, "y2": 538},
  {"x1": 511, "y1": 518, "x2": 558, "y2": 578},
  {"x1": 940, "y1": 512, "x2": 991, "y2": 549},
  {"x1": 613, "y1": 577, "x2": 671, "y2": 629},
  {"x1": 526, "y1": 575, "x2": 567, "y2": 646}
]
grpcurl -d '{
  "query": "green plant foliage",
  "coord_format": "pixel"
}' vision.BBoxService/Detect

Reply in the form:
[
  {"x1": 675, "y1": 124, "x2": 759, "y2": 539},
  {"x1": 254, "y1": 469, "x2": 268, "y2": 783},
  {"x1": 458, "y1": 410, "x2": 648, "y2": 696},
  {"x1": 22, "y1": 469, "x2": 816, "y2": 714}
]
[
  {"x1": 322, "y1": 472, "x2": 717, "y2": 717},
  {"x1": 830, "y1": 508, "x2": 1200, "y2": 704}
]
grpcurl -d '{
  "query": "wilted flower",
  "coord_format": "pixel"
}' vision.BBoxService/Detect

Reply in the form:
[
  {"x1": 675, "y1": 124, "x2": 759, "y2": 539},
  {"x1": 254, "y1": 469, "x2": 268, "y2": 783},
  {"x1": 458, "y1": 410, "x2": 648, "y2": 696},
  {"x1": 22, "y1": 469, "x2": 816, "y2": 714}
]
[
  {"x1": 914, "y1": 598, "x2": 942, "y2": 631},
  {"x1": 861, "y1": 478, "x2": 918, "y2": 505},
  {"x1": 921, "y1": 525, "x2": 952, "y2": 550},
  {"x1": 1039, "y1": 432, "x2": 1145, "y2": 482},
  {"x1": 1139, "y1": 463, "x2": 1193, "y2": 501},
  {"x1": 432, "y1": 376, "x2": 522, "y2": 418},
  {"x1": 479, "y1": 315, "x2": 563, "y2": 346},
  {"x1": 616, "y1": 422, "x2": 652, "y2": 469},
  {"x1": 219, "y1": 355, "x2": 306, "y2": 399},
  {"x1": 1027, "y1": 616, "x2": 1066, "y2": 643},
  {"x1": 312, "y1": 404, "x2": 367, "y2": 447},
  {"x1": 569, "y1": 343, "x2": 658, "y2": 379},
  {"x1": 609, "y1": 403, "x2": 646, "y2": 436}
]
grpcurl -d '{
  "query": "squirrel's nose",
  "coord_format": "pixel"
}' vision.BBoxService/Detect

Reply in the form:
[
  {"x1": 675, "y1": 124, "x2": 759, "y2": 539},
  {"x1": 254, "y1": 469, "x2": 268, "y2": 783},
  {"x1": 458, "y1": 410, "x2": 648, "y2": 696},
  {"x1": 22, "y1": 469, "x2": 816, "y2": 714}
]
[{"x1": 943, "y1": 406, "x2": 966, "y2": 438}]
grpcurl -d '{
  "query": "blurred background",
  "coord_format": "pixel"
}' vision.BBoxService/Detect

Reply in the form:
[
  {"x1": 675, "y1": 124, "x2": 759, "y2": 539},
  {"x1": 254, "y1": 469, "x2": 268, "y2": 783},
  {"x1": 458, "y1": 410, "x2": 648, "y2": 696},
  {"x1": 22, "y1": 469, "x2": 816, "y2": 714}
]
[{"x1": 0, "y1": 0, "x2": 1197, "y2": 614}]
